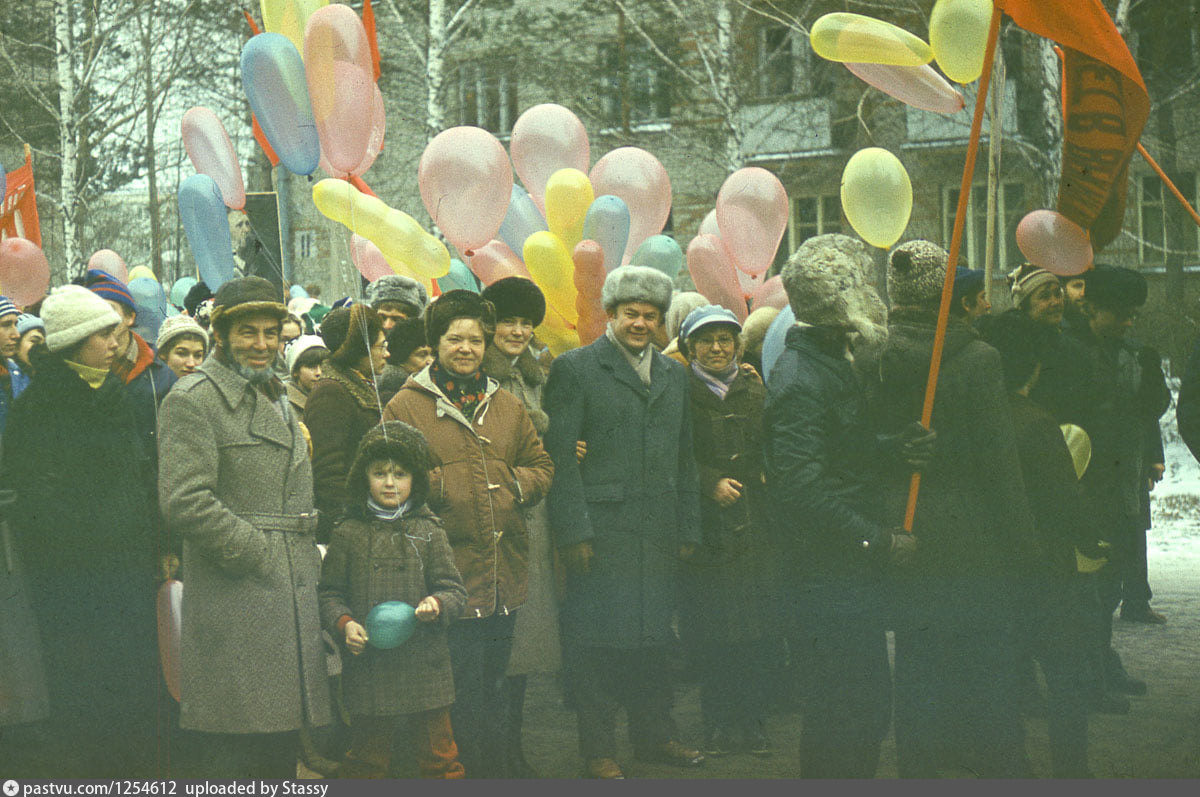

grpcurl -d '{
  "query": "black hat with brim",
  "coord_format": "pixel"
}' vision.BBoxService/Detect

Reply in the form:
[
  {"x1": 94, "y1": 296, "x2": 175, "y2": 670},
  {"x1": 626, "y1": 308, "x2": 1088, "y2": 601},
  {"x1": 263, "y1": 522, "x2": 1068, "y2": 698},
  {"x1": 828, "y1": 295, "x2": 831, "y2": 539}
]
[{"x1": 210, "y1": 276, "x2": 287, "y2": 331}]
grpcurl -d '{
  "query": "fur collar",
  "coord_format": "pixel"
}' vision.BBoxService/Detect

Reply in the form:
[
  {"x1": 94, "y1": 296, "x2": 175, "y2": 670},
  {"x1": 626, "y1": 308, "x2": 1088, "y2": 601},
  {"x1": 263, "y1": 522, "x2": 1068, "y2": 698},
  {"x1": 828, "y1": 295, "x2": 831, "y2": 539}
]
[
  {"x1": 482, "y1": 344, "x2": 545, "y2": 387},
  {"x1": 319, "y1": 358, "x2": 382, "y2": 413}
]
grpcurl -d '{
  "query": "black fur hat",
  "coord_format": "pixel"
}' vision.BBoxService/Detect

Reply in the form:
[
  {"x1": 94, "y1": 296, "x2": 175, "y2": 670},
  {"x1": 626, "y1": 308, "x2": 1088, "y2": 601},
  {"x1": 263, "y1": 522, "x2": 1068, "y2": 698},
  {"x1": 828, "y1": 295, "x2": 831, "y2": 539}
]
[
  {"x1": 481, "y1": 277, "x2": 546, "y2": 327},
  {"x1": 386, "y1": 316, "x2": 428, "y2": 365},
  {"x1": 1084, "y1": 264, "x2": 1147, "y2": 311},
  {"x1": 424, "y1": 290, "x2": 495, "y2": 347},
  {"x1": 346, "y1": 421, "x2": 433, "y2": 507},
  {"x1": 319, "y1": 305, "x2": 383, "y2": 367}
]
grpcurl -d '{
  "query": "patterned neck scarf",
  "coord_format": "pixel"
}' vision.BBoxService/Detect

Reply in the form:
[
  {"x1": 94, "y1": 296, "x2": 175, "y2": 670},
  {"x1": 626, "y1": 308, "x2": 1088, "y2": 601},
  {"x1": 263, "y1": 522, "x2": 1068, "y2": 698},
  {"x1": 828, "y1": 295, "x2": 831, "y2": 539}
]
[
  {"x1": 368, "y1": 497, "x2": 410, "y2": 521},
  {"x1": 430, "y1": 359, "x2": 488, "y2": 421},
  {"x1": 691, "y1": 360, "x2": 739, "y2": 400}
]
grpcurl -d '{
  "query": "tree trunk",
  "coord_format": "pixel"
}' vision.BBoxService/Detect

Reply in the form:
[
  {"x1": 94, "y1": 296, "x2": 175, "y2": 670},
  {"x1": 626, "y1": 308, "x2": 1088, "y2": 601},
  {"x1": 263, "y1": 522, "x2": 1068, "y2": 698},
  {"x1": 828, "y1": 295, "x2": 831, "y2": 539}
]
[
  {"x1": 142, "y1": 0, "x2": 163, "y2": 278},
  {"x1": 984, "y1": 47, "x2": 1005, "y2": 304},
  {"x1": 715, "y1": 0, "x2": 741, "y2": 171},
  {"x1": 1038, "y1": 39, "x2": 1063, "y2": 207},
  {"x1": 54, "y1": 0, "x2": 80, "y2": 276},
  {"x1": 426, "y1": 0, "x2": 447, "y2": 139}
]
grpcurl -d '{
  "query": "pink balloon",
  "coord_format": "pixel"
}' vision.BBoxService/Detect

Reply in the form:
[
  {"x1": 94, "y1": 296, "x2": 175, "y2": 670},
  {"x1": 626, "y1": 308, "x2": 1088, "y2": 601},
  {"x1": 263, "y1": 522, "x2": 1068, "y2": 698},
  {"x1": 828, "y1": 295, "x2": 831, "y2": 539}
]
[
  {"x1": 181, "y1": 107, "x2": 246, "y2": 210},
  {"x1": 350, "y1": 234, "x2": 393, "y2": 282},
  {"x1": 352, "y1": 83, "x2": 386, "y2": 177},
  {"x1": 305, "y1": 5, "x2": 374, "y2": 175},
  {"x1": 716, "y1": 167, "x2": 789, "y2": 277},
  {"x1": 686, "y1": 234, "x2": 748, "y2": 322},
  {"x1": 1016, "y1": 210, "x2": 1094, "y2": 276},
  {"x1": 698, "y1": 208, "x2": 720, "y2": 236},
  {"x1": 510, "y1": 104, "x2": 590, "y2": 210},
  {"x1": 845, "y1": 62, "x2": 965, "y2": 115},
  {"x1": 572, "y1": 240, "x2": 606, "y2": 299},
  {"x1": 467, "y1": 240, "x2": 532, "y2": 286},
  {"x1": 750, "y1": 275, "x2": 789, "y2": 310},
  {"x1": 157, "y1": 579, "x2": 182, "y2": 703},
  {"x1": 0, "y1": 238, "x2": 51, "y2": 307},
  {"x1": 88, "y1": 249, "x2": 128, "y2": 283},
  {"x1": 589, "y1": 147, "x2": 672, "y2": 265},
  {"x1": 419, "y1": 127, "x2": 514, "y2": 254},
  {"x1": 736, "y1": 268, "x2": 762, "y2": 299}
]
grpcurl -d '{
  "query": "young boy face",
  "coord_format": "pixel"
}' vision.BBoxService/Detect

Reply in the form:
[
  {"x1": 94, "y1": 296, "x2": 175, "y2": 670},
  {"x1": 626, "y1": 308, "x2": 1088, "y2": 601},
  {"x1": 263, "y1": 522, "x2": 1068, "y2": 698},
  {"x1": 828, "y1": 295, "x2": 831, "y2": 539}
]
[{"x1": 367, "y1": 459, "x2": 413, "y2": 509}]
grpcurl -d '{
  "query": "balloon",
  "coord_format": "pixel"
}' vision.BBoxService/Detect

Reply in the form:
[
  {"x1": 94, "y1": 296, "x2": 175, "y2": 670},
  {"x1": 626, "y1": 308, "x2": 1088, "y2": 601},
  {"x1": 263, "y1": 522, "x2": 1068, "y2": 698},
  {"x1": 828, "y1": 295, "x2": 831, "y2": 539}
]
[
  {"x1": 468, "y1": 240, "x2": 532, "y2": 286},
  {"x1": 169, "y1": 276, "x2": 197, "y2": 308},
  {"x1": 178, "y1": 174, "x2": 237, "y2": 290},
  {"x1": 88, "y1": 249, "x2": 128, "y2": 283},
  {"x1": 128, "y1": 266, "x2": 157, "y2": 283},
  {"x1": 510, "y1": 104, "x2": 590, "y2": 209},
  {"x1": 288, "y1": 284, "x2": 309, "y2": 299},
  {"x1": 312, "y1": 178, "x2": 451, "y2": 279},
  {"x1": 418, "y1": 126, "x2": 513, "y2": 253},
  {"x1": 686, "y1": 235, "x2": 747, "y2": 322},
  {"x1": 523, "y1": 231, "x2": 578, "y2": 324},
  {"x1": 589, "y1": 147, "x2": 672, "y2": 265},
  {"x1": 351, "y1": 83, "x2": 386, "y2": 177},
  {"x1": 365, "y1": 600, "x2": 416, "y2": 649},
  {"x1": 809, "y1": 13, "x2": 933, "y2": 66},
  {"x1": 1015, "y1": 210, "x2": 1093, "y2": 276},
  {"x1": 840, "y1": 147, "x2": 912, "y2": 249},
  {"x1": 845, "y1": 62, "x2": 965, "y2": 115},
  {"x1": 438, "y1": 258, "x2": 479, "y2": 294},
  {"x1": 544, "y1": 168, "x2": 594, "y2": 252},
  {"x1": 0, "y1": 238, "x2": 51, "y2": 307},
  {"x1": 581, "y1": 195, "x2": 631, "y2": 273},
  {"x1": 260, "y1": 0, "x2": 327, "y2": 58},
  {"x1": 761, "y1": 305, "x2": 796, "y2": 384},
  {"x1": 630, "y1": 235, "x2": 684, "y2": 280},
  {"x1": 497, "y1": 185, "x2": 548, "y2": 257},
  {"x1": 535, "y1": 308, "x2": 582, "y2": 357},
  {"x1": 349, "y1": 234, "x2": 393, "y2": 282},
  {"x1": 716, "y1": 167, "x2": 789, "y2": 277},
  {"x1": 737, "y1": 268, "x2": 762, "y2": 299},
  {"x1": 1060, "y1": 424, "x2": 1092, "y2": 481},
  {"x1": 241, "y1": 33, "x2": 320, "y2": 176},
  {"x1": 572, "y1": 240, "x2": 607, "y2": 299},
  {"x1": 929, "y1": 0, "x2": 993, "y2": 84},
  {"x1": 129, "y1": 277, "x2": 168, "y2": 342},
  {"x1": 156, "y1": 579, "x2": 182, "y2": 703},
  {"x1": 750, "y1": 275, "x2": 789, "y2": 311},
  {"x1": 181, "y1": 108, "x2": 246, "y2": 210},
  {"x1": 304, "y1": 4, "x2": 374, "y2": 175},
  {"x1": 698, "y1": 209, "x2": 720, "y2": 236}
]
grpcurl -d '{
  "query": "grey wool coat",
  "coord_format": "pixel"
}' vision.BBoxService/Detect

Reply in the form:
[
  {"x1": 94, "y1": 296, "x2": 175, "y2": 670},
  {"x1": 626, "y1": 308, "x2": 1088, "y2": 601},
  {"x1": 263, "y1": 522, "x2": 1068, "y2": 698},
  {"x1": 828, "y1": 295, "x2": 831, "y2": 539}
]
[
  {"x1": 318, "y1": 506, "x2": 466, "y2": 716},
  {"x1": 158, "y1": 355, "x2": 331, "y2": 733},
  {"x1": 543, "y1": 334, "x2": 702, "y2": 649}
]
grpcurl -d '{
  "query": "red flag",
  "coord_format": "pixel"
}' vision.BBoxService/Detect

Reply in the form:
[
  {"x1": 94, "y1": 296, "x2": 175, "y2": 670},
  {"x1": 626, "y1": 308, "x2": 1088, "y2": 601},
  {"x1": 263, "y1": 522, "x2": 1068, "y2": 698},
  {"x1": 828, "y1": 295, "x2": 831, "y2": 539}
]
[
  {"x1": 995, "y1": 0, "x2": 1149, "y2": 248},
  {"x1": 363, "y1": 0, "x2": 381, "y2": 82},
  {"x1": 1, "y1": 146, "x2": 42, "y2": 246},
  {"x1": 242, "y1": 11, "x2": 281, "y2": 168}
]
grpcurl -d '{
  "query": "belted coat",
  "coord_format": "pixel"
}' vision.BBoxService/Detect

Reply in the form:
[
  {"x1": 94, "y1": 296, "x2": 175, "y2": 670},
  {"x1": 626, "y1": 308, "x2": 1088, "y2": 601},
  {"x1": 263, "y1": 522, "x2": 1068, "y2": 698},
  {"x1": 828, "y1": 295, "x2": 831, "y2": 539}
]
[{"x1": 158, "y1": 355, "x2": 331, "y2": 733}]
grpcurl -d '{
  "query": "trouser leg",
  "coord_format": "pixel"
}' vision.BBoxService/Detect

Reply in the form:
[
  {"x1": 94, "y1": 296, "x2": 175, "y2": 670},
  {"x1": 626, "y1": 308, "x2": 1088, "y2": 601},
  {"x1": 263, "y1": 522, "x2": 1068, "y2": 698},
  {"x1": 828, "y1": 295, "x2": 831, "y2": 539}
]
[
  {"x1": 624, "y1": 646, "x2": 678, "y2": 753},
  {"x1": 341, "y1": 716, "x2": 394, "y2": 779},
  {"x1": 565, "y1": 645, "x2": 619, "y2": 761},
  {"x1": 404, "y1": 708, "x2": 464, "y2": 779}
]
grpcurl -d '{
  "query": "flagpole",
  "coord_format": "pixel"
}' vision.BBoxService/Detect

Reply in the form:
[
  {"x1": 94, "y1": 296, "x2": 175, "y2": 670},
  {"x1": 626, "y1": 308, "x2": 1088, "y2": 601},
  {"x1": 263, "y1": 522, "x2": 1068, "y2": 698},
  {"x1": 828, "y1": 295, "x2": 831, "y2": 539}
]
[
  {"x1": 903, "y1": 6, "x2": 1005, "y2": 533},
  {"x1": 1137, "y1": 142, "x2": 1200, "y2": 230}
]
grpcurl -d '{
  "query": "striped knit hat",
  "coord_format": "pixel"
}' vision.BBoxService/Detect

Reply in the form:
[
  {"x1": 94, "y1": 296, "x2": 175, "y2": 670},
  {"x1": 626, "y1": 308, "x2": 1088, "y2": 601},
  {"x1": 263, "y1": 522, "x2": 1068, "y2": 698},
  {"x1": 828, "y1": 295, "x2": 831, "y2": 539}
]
[
  {"x1": 86, "y1": 269, "x2": 136, "y2": 313},
  {"x1": 1007, "y1": 264, "x2": 1059, "y2": 309},
  {"x1": 16, "y1": 314, "x2": 44, "y2": 336},
  {"x1": 0, "y1": 296, "x2": 18, "y2": 319}
]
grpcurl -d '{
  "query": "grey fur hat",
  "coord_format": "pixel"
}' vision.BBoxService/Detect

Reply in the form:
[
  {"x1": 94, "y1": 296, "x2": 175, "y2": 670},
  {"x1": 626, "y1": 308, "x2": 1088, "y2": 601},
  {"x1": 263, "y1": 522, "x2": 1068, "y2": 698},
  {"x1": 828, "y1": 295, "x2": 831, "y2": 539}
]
[
  {"x1": 887, "y1": 240, "x2": 948, "y2": 306},
  {"x1": 601, "y1": 265, "x2": 673, "y2": 314},
  {"x1": 365, "y1": 274, "x2": 428, "y2": 315},
  {"x1": 781, "y1": 233, "x2": 887, "y2": 342}
]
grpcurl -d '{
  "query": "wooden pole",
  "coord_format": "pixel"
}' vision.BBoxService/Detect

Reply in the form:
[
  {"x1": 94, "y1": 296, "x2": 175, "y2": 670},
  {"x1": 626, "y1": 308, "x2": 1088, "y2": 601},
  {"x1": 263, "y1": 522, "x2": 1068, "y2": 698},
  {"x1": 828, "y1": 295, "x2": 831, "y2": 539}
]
[
  {"x1": 1137, "y1": 142, "x2": 1200, "y2": 230},
  {"x1": 903, "y1": 6, "x2": 1004, "y2": 533},
  {"x1": 984, "y1": 47, "x2": 1005, "y2": 306}
]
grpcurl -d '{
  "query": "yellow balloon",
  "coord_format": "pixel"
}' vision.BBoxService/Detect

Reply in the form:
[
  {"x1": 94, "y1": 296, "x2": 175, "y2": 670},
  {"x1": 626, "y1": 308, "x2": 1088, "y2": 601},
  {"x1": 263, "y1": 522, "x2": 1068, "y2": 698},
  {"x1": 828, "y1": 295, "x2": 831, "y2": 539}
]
[
  {"x1": 544, "y1": 168, "x2": 594, "y2": 252},
  {"x1": 810, "y1": 13, "x2": 933, "y2": 66},
  {"x1": 840, "y1": 148, "x2": 913, "y2": 249},
  {"x1": 260, "y1": 0, "x2": 327, "y2": 59},
  {"x1": 128, "y1": 265, "x2": 157, "y2": 282},
  {"x1": 1059, "y1": 423, "x2": 1092, "y2": 480},
  {"x1": 523, "y1": 231, "x2": 579, "y2": 325},
  {"x1": 930, "y1": 0, "x2": 993, "y2": 83},
  {"x1": 535, "y1": 310, "x2": 581, "y2": 357}
]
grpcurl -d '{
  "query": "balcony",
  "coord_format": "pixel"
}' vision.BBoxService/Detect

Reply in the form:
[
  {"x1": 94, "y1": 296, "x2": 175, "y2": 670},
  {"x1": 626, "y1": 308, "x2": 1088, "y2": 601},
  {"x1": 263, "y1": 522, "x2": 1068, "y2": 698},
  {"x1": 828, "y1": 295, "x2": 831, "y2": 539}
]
[
  {"x1": 905, "y1": 78, "x2": 1018, "y2": 146},
  {"x1": 736, "y1": 97, "x2": 834, "y2": 162}
]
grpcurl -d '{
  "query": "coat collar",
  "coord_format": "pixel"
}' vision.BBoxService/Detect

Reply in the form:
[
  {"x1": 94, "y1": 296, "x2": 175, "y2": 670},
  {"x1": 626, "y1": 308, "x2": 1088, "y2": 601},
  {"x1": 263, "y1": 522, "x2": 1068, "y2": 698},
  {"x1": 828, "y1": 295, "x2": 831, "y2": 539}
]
[
  {"x1": 482, "y1": 344, "x2": 545, "y2": 387},
  {"x1": 318, "y1": 359, "x2": 382, "y2": 413},
  {"x1": 198, "y1": 355, "x2": 293, "y2": 448},
  {"x1": 592, "y1": 334, "x2": 673, "y2": 402},
  {"x1": 404, "y1": 363, "x2": 500, "y2": 429}
]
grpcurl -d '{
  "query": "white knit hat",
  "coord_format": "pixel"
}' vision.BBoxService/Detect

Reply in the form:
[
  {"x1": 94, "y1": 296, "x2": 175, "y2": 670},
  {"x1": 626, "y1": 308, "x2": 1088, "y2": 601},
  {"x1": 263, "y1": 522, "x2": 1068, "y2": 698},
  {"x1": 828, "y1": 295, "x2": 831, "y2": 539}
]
[
  {"x1": 42, "y1": 285, "x2": 122, "y2": 352},
  {"x1": 285, "y1": 334, "x2": 328, "y2": 374},
  {"x1": 156, "y1": 313, "x2": 209, "y2": 355}
]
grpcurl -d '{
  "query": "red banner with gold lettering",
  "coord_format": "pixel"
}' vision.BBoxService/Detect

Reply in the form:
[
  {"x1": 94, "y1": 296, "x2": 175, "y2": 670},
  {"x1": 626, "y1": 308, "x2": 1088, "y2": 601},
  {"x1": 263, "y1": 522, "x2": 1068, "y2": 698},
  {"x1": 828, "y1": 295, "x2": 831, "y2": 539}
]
[
  {"x1": 0, "y1": 146, "x2": 42, "y2": 246},
  {"x1": 995, "y1": 0, "x2": 1149, "y2": 249}
]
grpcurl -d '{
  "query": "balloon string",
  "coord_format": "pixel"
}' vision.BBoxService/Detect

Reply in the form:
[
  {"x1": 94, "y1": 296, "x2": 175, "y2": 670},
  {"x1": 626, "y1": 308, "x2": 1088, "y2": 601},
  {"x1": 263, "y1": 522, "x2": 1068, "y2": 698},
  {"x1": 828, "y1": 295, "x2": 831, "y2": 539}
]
[{"x1": 903, "y1": 5, "x2": 1003, "y2": 534}]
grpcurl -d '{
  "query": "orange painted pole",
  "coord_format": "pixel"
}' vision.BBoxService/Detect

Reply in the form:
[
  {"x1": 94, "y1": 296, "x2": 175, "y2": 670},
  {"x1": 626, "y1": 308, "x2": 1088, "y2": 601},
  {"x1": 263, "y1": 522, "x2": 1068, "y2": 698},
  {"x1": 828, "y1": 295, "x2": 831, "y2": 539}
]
[
  {"x1": 1137, "y1": 142, "x2": 1200, "y2": 230},
  {"x1": 902, "y1": 6, "x2": 1004, "y2": 533}
]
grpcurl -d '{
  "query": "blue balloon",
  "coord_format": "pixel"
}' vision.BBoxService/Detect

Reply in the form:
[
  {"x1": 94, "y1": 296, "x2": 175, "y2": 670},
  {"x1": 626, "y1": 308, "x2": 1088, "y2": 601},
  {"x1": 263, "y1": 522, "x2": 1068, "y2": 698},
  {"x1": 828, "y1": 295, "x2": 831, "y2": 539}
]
[
  {"x1": 289, "y1": 284, "x2": 309, "y2": 299},
  {"x1": 761, "y1": 305, "x2": 795, "y2": 386},
  {"x1": 582, "y1": 195, "x2": 631, "y2": 273},
  {"x1": 497, "y1": 185, "x2": 548, "y2": 257},
  {"x1": 0, "y1": 160, "x2": 6, "y2": 202},
  {"x1": 169, "y1": 276, "x2": 197, "y2": 309},
  {"x1": 240, "y1": 33, "x2": 320, "y2": 176},
  {"x1": 437, "y1": 258, "x2": 479, "y2": 294},
  {"x1": 129, "y1": 277, "x2": 169, "y2": 343},
  {"x1": 365, "y1": 601, "x2": 417, "y2": 650},
  {"x1": 178, "y1": 174, "x2": 236, "y2": 291}
]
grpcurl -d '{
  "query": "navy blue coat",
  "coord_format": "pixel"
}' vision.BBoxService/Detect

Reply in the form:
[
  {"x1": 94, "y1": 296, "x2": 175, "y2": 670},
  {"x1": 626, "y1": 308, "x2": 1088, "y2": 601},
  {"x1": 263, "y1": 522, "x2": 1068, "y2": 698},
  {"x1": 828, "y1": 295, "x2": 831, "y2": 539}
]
[{"x1": 544, "y1": 335, "x2": 701, "y2": 649}]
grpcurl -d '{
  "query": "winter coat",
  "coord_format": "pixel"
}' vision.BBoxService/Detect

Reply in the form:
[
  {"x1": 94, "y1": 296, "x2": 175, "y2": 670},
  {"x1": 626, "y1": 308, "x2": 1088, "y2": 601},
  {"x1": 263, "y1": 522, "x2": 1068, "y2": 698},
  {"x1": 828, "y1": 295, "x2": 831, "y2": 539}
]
[
  {"x1": 679, "y1": 363, "x2": 775, "y2": 644},
  {"x1": 0, "y1": 358, "x2": 30, "y2": 438},
  {"x1": 306, "y1": 360, "x2": 383, "y2": 538},
  {"x1": 2, "y1": 357, "x2": 159, "y2": 728},
  {"x1": 157, "y1": 355, "x2": 330, "y2": 734},
  {"x1": 862, "y1": 313, "x2": 1040, "y2": 593},
  {"x1": 0, "y1": 491, "x2": 49, "y2": 727},
  {"x1": 120, "y1": 332, "x2": 178, "y2": 470},
  {"x1": 318, "y1": 506, "x2": 467, "y2": 716},
  {"x1": 286, "y1": 380, "x2": 309, "y2": 418},
  {"x1": 544, "y1": 335, "x2": 702, "y2": 649},
  {"x1": 483, "y1": 344, "x2": 560, "y2": 674},
  {"x1": 382, "y1": 365, "x2": 554, "y2": 619}
]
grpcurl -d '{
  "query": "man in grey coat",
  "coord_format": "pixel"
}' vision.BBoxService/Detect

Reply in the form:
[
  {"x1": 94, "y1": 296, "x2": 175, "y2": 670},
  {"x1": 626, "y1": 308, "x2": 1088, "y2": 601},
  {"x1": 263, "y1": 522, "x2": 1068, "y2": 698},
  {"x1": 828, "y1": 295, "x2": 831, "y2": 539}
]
[
  {"x1": 544, "y1": 265, "x2": 704, "y2": 779},
  {"x1": 158, "y1": 276, "x2": 330, "y2": 778}
]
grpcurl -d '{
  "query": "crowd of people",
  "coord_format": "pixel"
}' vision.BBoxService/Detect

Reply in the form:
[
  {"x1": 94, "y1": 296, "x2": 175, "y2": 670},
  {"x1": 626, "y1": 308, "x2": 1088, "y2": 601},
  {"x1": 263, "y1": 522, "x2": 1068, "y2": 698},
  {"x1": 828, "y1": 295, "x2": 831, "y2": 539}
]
[{"x1": 0, "y1": 232, "x2": 1179, "y2": 779}]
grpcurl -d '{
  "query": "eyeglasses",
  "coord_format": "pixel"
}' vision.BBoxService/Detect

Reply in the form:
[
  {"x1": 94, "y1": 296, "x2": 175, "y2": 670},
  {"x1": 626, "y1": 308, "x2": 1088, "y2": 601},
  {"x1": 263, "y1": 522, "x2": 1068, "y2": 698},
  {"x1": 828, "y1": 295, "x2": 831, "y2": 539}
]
[{"x1": 693, "y1": 334, "x2": 737, "y2": 349}]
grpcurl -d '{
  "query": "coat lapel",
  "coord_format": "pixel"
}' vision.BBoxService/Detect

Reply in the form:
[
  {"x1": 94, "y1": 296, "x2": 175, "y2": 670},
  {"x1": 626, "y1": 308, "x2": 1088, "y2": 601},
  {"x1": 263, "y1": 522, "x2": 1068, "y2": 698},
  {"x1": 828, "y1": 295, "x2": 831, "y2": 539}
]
[
  {"x1": 201, "y1": 357, "x2": 293, "y2": 448},
  {"x1": 595, "y1": 336, "x2": 649, "y2": 397},
  {"x1": 647, "y1": 349, "x2": 674, "y2": 407}
]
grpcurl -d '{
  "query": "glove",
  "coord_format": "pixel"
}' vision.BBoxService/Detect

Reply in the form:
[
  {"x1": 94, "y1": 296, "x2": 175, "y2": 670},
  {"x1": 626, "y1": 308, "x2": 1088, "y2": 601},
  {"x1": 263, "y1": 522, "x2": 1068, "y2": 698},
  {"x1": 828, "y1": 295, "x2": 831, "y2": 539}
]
[
  {"x1": 888, "y1": 530, "x2": 918, "y2": 568},
  {"x1": 879, "y1": 422, "x2": 937, "y2": 471},
  {"x1": 560, "y1": 541, "x2": 594, "y2": 574}
]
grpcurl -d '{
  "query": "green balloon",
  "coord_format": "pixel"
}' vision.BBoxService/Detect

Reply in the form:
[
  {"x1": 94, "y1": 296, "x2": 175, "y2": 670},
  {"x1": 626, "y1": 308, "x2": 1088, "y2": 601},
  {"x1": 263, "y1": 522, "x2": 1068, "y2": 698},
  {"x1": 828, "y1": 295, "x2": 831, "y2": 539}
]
[{"x1": 631, "y1": 235, "x2": 684, "y2": 279}]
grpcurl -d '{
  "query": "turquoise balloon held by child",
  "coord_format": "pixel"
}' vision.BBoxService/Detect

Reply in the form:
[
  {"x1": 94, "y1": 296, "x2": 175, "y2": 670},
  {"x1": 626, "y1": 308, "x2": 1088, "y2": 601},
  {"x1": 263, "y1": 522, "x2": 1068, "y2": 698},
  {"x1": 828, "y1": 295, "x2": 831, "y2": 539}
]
[{"x1": 365, "y1": 601, "x2": 417, "y2": 649}]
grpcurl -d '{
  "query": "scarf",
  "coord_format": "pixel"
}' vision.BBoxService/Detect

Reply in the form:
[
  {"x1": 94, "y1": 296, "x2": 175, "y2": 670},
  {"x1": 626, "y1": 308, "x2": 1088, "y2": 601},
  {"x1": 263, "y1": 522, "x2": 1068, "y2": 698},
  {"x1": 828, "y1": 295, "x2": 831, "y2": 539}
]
[
  {"x1": 691, "y1": 360, "x2": 738, "y2": 399},
  {"x1": 430, "y1": 359, "x2": 488, "y2": 421},
  {"x1": 605, "y1": 324, "x2": 653, "y2": 387},
  {"x1": 65, "y1": 359, "x2": 112, "y2": 389},
  {"x1": 367, "y1": 497, "x2": 410, "y2": 521}
]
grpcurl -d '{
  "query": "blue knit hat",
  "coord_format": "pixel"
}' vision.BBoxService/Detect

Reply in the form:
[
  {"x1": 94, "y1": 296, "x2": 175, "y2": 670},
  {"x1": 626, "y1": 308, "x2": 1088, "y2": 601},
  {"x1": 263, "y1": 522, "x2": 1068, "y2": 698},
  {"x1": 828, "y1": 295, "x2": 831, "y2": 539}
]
[
  {"x1": 0, "y1": 296, "x2": 18, "y2": 319},
  {"x1": 679, "y1": 304, "x2": 742, "y2": 344},
  {"x1": 16, "y1": 313, "x2": 44, "y2": 336},
  {"x1": 85, "y1": 269, "x2": 136, "y2": 313}
]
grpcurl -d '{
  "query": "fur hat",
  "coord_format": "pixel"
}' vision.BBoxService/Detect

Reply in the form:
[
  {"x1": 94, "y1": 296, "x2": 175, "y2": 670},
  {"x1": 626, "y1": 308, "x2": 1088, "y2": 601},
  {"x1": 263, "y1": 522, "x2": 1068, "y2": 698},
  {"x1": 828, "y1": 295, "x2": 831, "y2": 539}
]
[
  {"x1": 365, "y1": 274, "x2": 428, "y2": 315},
  {"x1": 665, "y1": 291, "x2": 709, "y2": 340},
  {"x1": 210, "y1": 276, "x2": 287, "y2": 334},
  {"x1": 156, "y1": 313, "x2": 209, "y2": 355},
  {"x1": 482, "y1": 277, "x2": 546, "y2": 326},
  {"x1": 386, "y1": 316, "x2": 428, "y2": 365},
  {"x1": 782, "y1": 233, "x2": 887, "y2": 342},
  {"x1": 85, "y1": 269, "x2": 136, "y2": 314},
  {"x1": 425, "y1": 290, "x2": 495, "y2": 347},
  {"x1": 16, "y1": 313, "x2": 44, "y2": 336},
  {"x1": 887, "y1": 240, "x2": 948, "y2": 306},
  {"x1": 1007, "y1": 264, "x2": 1059, "y2": 309},
  {"x1": 0, "y1": 296, "x2": 18, "y2": 319},
  {"x1": 183, "y1": 281, "x2": 213, "y2": 316},
  {"x1": 601, "y1": 265, "x2": 673, "y2": 314},
  {"x1": 285, "y1": 334, "x2": 328, "y2": 374},
  {"x1": 346, "y1": 421, "x2": 433, "y2": 507},
  {"x1": 41, "y1": 284, "x2": 123, "y2": 352},
  {"x1": 1084, "y1": 265, "x2": 1147, "y2": 311},
  {"x1": 319, "y1": 305, "x2": 383, "y2": 367},
  {"x1": 740, "y1": 306, "x2": 781, "y2": 363}
]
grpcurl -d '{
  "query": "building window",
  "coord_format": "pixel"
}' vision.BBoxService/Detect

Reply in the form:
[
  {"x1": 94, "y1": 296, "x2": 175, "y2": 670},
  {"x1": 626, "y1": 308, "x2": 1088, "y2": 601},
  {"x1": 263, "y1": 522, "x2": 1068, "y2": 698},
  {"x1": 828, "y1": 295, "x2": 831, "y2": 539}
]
[
  {"x1": 756, "y1": 25, "x2": 795, "y2": 98},
  {"x1": 296, "y1": 230, "x2": 316, "y2": 260},
  {"x1": 772, "y1": 194, "x2": 842, "y2": 272},
  {"x1": 1138, "y1": 172, "x2": 1200, "y2": 263},
  {"x1": 941, "y1": 182, "x2": 1027, "y2": 270},
  {"x1": 600, "y1": 39, "x2": 673, "y2": 130},
  {"x1": 455, "y1": 62, "x2": 518, "y2": 135}
]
